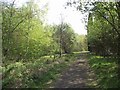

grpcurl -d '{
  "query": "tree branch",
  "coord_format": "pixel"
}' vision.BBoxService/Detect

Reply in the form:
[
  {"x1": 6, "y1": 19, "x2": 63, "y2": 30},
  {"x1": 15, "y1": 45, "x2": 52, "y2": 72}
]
[{"x1": 97, "y1": 9, "x2": 120, "y2": 35}]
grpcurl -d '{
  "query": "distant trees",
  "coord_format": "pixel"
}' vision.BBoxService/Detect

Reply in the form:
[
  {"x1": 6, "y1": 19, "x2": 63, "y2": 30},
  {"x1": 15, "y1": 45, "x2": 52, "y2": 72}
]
[
  {"x1": 74, "y1": 34, "x2": 88, "y2": 52},
  {"x1": 53, "y1": 23, "x2": 75, "y2": 55},
  {"x1": 52, "y1": 23, "x2": 88, "y2": 56}
]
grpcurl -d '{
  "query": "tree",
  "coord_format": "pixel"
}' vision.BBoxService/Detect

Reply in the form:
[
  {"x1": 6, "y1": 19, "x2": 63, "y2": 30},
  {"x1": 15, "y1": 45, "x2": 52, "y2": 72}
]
[
  {"x1": 2, "y1": 0, "x2": 51, "y2": 61},
  {"x1": 53, "y1": 23, "x2": 75, "y2": 55},
  {"x1": 73, "y1": 34, "x2": 88, "y2": 52}
]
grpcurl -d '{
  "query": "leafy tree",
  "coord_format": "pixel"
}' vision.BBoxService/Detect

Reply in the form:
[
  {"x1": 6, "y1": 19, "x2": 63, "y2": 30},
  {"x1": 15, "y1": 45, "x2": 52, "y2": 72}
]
[
  {"x1": 53, "y1": 23, "x2": 75, "y2": 55},
  {"x1": 73, "y1": 34, "x2": 88, "y2": 52},
  {"x1": 2, "y1": 0, "x2": 50, "y2": 61}
]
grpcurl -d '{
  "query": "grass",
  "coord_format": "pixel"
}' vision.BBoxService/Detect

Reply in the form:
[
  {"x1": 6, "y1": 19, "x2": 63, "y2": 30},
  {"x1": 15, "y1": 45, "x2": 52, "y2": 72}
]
[
  {"x1": 88, "y1": 55, "x2": 119, "y2": 88},
  {"x1": 2, "y1": 52, "x2": 119, "y2": 88},
  {"x1": 2, "y1": 54, "x2": 77, "y2": 88}
]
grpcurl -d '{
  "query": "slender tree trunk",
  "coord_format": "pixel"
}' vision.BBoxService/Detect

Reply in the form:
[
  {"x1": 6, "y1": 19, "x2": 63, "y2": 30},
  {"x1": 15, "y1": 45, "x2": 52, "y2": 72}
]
[{"x1": 59, "y1": 28, "x2": 62, "y2": 57}]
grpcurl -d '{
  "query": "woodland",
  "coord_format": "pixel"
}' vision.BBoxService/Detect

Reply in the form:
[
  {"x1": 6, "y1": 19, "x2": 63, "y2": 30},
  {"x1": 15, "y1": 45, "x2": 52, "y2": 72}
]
[{"x1": 1, "y1": 0, "x2": 120, "y2": 88}]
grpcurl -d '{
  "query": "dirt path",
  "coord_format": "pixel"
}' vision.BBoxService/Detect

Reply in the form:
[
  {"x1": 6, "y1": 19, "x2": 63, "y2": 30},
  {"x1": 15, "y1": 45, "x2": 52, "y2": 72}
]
[{"x1": 50, "y1": 54, "x2": 96, "y2": 88}]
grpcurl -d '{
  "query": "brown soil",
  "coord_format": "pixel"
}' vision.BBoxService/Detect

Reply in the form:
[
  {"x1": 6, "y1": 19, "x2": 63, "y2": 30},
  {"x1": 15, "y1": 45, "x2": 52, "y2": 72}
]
[{"x1": 50, "y1": 55, "x2": 96, "y2": 88}]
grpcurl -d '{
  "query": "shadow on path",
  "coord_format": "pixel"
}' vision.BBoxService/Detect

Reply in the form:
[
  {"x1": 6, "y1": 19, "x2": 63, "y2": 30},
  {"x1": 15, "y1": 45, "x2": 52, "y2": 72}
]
[{"x1": 50, "y1": 54, "x2": 96, "y2": 88}]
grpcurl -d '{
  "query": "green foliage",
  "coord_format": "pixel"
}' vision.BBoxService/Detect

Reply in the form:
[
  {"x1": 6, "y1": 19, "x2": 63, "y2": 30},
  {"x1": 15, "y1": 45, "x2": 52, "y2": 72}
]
[
  {"x1": 87, "y1": 2, "x2": 120, "y2": 56},
  {"x1": 53, "y1": 23, "x2": 88, "y2": 55},
  {"x1": 73, "y1": 34, "x2": 88, "y2": 51},
  {"x1": 2, "y1": 1, "x2": 89, "y2": 88},
  {"x1": 2, "y1": 0, "x2": 56, "y2": 61},
  {"x1": 53, "y1": 23, "x2": 76, "y2": 54},
  {"x1": 2, "y1": 54, "x2": 76, "y2": 88},
  {"x1": 88, "y1": 55, "x2": 119, "y2": 88},
  {"x1": 2, "y1": 0, "x2": 88, "y2": 63}
]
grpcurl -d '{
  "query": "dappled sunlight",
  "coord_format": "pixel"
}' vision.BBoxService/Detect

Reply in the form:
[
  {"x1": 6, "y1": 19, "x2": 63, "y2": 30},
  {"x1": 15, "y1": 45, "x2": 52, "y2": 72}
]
[
  {"x1": 51, "y1": 55, "x2": 96, "y2": 88},
  {"x1": 88, "y1": 55, "x2": 119, "y2": 88},
  {"x1": 1, "y1": 0, "x2": 120, "y2": 89}
]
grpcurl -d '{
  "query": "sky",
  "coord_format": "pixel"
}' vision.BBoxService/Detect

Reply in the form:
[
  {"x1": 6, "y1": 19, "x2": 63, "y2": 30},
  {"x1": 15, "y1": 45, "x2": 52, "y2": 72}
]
[
  {"x1": 2, "y1": 0, "x2": 88, "y2": 35},
  {"x1": 43, "y1": 0, "x2": 87, "y2": 35}
]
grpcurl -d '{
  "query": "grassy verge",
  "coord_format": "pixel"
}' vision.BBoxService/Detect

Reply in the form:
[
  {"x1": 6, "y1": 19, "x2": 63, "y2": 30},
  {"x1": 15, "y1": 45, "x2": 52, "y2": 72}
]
[
  {"x1": 2, "y1": 54, "x2": 77, "y2": 88},
  {"x1": 88, "y1": 55, "x2": 119, "y2": 88}
]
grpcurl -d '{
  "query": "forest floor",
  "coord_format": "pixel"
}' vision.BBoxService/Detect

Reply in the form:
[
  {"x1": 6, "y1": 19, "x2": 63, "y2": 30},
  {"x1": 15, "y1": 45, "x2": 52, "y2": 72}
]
[
  {"x1": 50, "y1": 54, "x2": 97, "y2": 88},
  {"x1": 2, "y1": 52, "x2": 118, "y2": 88}
]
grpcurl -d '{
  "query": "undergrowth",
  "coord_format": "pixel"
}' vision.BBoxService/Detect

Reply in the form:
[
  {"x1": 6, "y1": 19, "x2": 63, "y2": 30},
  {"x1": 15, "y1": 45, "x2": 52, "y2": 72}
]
[
  {"x1": 88, "y1": 55, "x2": 119, "y2": 88},
  {"x1": 2, "y1": 54, "x2": 77, "y2": 88}
]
